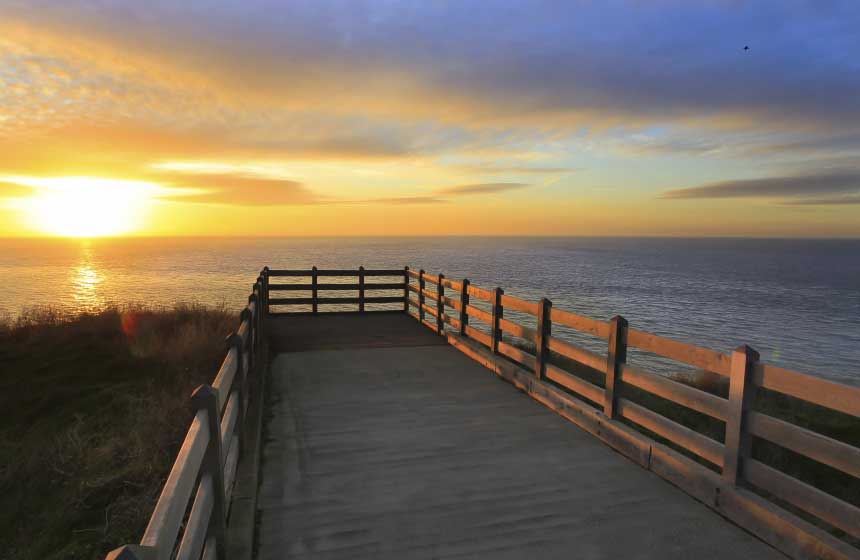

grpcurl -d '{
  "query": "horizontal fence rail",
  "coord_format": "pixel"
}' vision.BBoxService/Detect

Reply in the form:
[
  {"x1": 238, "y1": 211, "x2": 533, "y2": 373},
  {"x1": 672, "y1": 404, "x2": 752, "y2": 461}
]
[
  {"x1": 263, "y1": 267, "x2": 408, "y2": 314},
  {"x1": 106, "y1": 274, "x2": 266, "y2": 560},
  {"x1": 402, "y1": 264, "x2": 860, "y2": 560}
]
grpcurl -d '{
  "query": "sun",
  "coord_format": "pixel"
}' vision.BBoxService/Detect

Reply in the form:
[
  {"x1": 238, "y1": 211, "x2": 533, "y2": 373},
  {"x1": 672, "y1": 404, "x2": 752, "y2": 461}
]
[{"x1": 10, "y1": 176, "x2": 159, "y2": 237}]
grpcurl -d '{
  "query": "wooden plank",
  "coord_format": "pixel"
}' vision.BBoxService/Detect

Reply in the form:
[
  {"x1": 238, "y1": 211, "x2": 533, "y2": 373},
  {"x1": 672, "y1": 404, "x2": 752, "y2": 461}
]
[
  {"x1": 459, "y1": 279, "x2": 469, "y2": 336},
  {"x1": 619, "y1": 363, "x2": 729, "y2": 421},
  {"x1": 550, "y1": 308, "x2": 610, "y2": 339},
  {"x1": 175, "y1": 473, "x2": 214, "y2": 560},
  {"x1": 467, "y1": 284, "x2": 494, "y2": 302},
  {"x1": 498, "y1": 340, "x2": 537, "y2": 371},
  {"x1": 500, "y1": 294, "x2": 540, "y2": 315},
  {"x1": 402, "y1": 266, "x2": 410, "y2": 312},
  {"x1": 219, "y1": 391, "x2": 239, "y2": 464},
  {"x1": 421, "y1": 288, "x2": 440, "y2": 302},
  {"x1": 441, "y1": 295, "x2": 462, "y2": 311},
  {"x1": 547, "y1": 336, "x2": 607, "y2": 374},
  {"x1": 498, "y1": 317, "x2": 537, "y2": 342},
  {"x1": 724, "y1": 345, "x2": 759, "y2": 484},
  {"x1": 604, "y1": 316, "x2": 628, "y2": 419},
  {"x1": 269, "y1": 282, "x2": 406, "y2": 291},
  {"x1": 745, "y1": 459, "x2": 860, "y2": 539},
  {"x1": 627, "y1": 328, "x2": 732, "y2": 376},
  {"x1": 465, "y1": 325, "x2": 492, "y2": 348},
  {"x1": 747, "y1": 411, "x2": 860, "y2": 478},
  {"x1": 491, "y1": 287, "x2": 503, "y2": 354},
  {"x1": 268, "y1": 269, "x2": 404, "y2": 276},
  {"x1": 465, "y1": 304, "x2": 493, "y2": 324},
  {"x1": 212, "y1": 348, "x2": 239, "y2": 413},
  {"x1": 421, "y1": 303, "x2": 439, "y2": 318},
  {"x1": 222, "y1": 432, "x2": 241, "y2": 504},
  {"x1": 436, "y1": 273, "x2": 445, "y2": 334},
  {"x1": 407, "y1": 284, "x2": 420, "y2": 294},
  {"x1": 422, "y1": 272, "x2": 440, "y2": 284},
  {"x1": 535, "y1": 298, "x2": 552, "y2": 380},
  {"x1": 545, "y1": 363, "x2": 604, "y2": 405},
  {"x1": 442, "y1": 313, "x2": 461, "y2": 331},
  {"x1": 270, "y1": 296, "x2": 404, "y2": 305},
  {"x1": 440, "y1": 277, "x2": 463, "y2": 291},
  {"x1": 753, "y1": 363, "x2": 860, "y2": 418},
  {"x1": 443, "y1": 331, "x2": 860, "y2": 560},
  {"x1": 358, "y1": 266, "x2": 365, "y2": 312},
  {"x1": 406, "y1": 268, "x2": 421, "y2": 279},
  {"x1": 421, "y1": 318, "x2": 437, "y2": 331},
  {"x1": 617, "y1": 398, "x2": 725, "y2": 467},
  {"x1": 312, "y1": 266, "x2": 318, "y2": 314},
  {"x1": 418, "y1": 270, "x2": 426, "y2": 322},
  {"x1": 141, "y1": 411, "x2": 210, "y2": 559}
]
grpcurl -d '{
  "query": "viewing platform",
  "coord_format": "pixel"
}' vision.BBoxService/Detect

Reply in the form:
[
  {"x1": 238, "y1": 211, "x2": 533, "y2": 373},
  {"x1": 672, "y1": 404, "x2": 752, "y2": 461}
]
[{"x1": 107, "y1": 267, "x2": 860, "y2": 560}]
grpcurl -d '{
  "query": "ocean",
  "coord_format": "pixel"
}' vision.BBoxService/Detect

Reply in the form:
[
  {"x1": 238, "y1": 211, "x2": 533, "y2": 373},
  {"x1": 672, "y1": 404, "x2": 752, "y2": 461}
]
[{"x1": 1, "y1": 236, "x2": 858, "y2": 384}]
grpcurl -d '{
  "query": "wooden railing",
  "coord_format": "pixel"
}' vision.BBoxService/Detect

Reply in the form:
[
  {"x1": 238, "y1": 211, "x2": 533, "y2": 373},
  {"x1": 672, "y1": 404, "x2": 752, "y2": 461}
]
[
  {"x1": 404, "y1": 267, "x2": 860, "y2": 560},
  {"x1": 263, "y1": 266, "x2": 408, "y2": 313},
  {"x1": 106, "y1": 274, "x2": 265, "y2": 560}
]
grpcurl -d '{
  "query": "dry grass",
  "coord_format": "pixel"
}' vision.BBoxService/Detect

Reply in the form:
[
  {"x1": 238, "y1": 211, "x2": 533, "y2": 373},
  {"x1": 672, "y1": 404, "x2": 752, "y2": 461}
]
[{"x1": 0, "y1": 304, "x2": 239, "y2": 560}]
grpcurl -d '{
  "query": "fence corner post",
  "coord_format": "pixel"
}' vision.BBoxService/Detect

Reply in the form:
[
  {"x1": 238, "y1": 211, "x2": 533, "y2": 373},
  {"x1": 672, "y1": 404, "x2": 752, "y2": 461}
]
[
  {"x1": 403, "y1": 266, "x2": 410, "y2": 312},
  {"x1": 491, "y1": 287, "x2": 504, "y2": 354},
  {"x1": 311, "y1": 266, "x2": 318, "y2": 314},
  {"x1": 436, "y1": 273, "x2": 445, "y2": 334},
  {"x1": 535, "y1": 298, "x2": 552, "y2": 380},
  {"x1": 723, "y1": 344, "x2": 760, "y2": 485},
  {"x1": 358, "y1": 266, "x2": 365, "y2": 313},
  {"x1": 418, "y1": 269, "x2": 426, "y2": 322},
  {"x1": 190, "y1": 384, "x2": 227, "y2": 560},
  {"x1": 459, "y1": 279, "x2": 470, "y2": 336},
  {"x1": 604, "y1": 315, "x2": 628, "y2": 418}
]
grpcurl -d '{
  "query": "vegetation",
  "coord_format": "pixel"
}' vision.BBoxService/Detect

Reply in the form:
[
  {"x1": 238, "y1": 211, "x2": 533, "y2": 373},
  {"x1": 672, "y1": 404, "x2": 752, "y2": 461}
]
[{"x1": 0, "y1": 305, "x2": 238, "y2": 560}]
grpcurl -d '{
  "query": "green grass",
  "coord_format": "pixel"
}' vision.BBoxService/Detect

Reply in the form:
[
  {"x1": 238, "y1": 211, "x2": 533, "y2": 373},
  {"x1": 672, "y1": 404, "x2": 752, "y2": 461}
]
[{"x1": 0, "y1": 305, "x2": 238, "y2": 560}]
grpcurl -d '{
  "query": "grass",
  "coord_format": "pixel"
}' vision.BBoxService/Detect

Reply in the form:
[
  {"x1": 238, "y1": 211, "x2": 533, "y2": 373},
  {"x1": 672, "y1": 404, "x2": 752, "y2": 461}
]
[
  {"x1": 505, "y1": 335, "x2": 860, "y2": 543},
  {"x1": 0, "y1": 304, "x2": 238, "y2": 560}
]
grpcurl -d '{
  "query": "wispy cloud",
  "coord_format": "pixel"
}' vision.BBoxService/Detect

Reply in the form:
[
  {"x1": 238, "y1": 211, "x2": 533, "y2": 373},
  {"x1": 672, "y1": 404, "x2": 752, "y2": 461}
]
[
  {"x1": 158, "y1": 173, "x2": 318, "y2": 205},
  {"x1": 437, "y1": 182, "x2": 528, "y2": 196},
  {"x1": 661, "y1": 170, "x2": 860, "y2": 202}
]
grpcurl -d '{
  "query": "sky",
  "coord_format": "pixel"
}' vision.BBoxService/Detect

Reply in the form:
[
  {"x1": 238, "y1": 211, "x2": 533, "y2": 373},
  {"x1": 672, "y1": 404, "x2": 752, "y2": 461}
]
[{"x1": 0, "y1": 0, "x2": 859, "y2": 237}]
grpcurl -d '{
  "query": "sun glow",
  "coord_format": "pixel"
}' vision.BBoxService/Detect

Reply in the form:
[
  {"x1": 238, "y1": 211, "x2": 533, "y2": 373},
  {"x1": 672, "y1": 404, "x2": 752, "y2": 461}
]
[{"x1": 7, "y1": 176, "x2": 160, "y2": 237}]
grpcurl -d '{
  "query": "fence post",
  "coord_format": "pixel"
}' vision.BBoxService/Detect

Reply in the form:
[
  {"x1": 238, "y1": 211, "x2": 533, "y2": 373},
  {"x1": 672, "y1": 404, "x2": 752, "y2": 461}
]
[
  {"x1": 491, "y1": 287, "x2": 504, "y2": 354},
  {"x1": 311, "y1": 266, "x2": 318, "y2": 314},
  {"x1": 358, "y1": 266, "x2": 365, "y2": 312},
  {"x1": 723, "y1": 344, "x2": 760, "y2": 485},
  {"x1": 459, "y1": 279, "x2": 470, "y2": 336},
  {"x1": 403, "y1": 266, "x2": 410, "y2": 312},
  {"x1": 248, "y1": 292, "x2": 258, "y2": 359},
  {"x1": 535, "y1": 298, "x2": 552, "y2": 380},
  {"x1": 604, "y1": 315, "x2": 628, "y2": 419},
  {"x1": 261, "y1": 267, "x2": 269, "y2": 321},
  {"x1": 436, "y1": 273, "x2": 445, "y2": 334},
  {"x1": 418, "y1": 269, "x2": 426, "y2": 322},
  {"x1": 191, "y1": 385, "x2": 227, "y2": 560},
  {"x1": 228, "y1": 330, "x2": 247, "y2": 443}
]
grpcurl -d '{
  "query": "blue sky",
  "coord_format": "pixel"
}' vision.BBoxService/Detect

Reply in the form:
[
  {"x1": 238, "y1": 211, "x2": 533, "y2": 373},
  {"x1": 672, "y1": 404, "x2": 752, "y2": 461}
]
[{"x1": 0, "y1": 1, "x2": 859, "y2": 236}]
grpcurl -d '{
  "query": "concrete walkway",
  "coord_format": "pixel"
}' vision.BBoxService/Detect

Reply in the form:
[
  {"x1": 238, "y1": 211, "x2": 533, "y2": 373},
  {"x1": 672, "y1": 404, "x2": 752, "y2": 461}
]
[{"x1": 257, "y1": 314, "x2": 783, "y2": 559}]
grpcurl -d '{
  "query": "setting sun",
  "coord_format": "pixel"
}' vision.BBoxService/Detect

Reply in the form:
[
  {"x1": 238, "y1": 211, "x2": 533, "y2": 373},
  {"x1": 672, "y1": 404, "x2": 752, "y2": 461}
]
[{"x1": 8, "y1": 177, "x2": 159, "y2": 237}]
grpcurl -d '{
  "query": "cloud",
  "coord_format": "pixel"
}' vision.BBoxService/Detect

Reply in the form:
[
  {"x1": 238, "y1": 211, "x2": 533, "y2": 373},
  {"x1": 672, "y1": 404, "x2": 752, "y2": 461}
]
[
  {"x1": 661, "y1": 170, "x2": 860, "y2": 200},
  {"x1": 436, "y1": 182, "x2": 528, "y2": 196},
  {"x1": 156, "y1": 173, "x2": 318, "y2": 205},
  {"x1": 783, "y1": 195, "x2": 860, "y2": 206}
]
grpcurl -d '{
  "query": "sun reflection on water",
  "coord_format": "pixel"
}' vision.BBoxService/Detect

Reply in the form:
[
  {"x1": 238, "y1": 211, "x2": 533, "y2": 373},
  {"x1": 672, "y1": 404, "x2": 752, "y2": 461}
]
[{"x1": 71, "y1": 242, "x2": 106, "y2": 312}]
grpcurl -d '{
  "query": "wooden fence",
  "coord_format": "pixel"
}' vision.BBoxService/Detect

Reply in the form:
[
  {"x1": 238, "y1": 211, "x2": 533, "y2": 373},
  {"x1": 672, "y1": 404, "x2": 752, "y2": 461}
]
[
  {"x1": 106, "y1": 275, "x2": 265, "y2": 560},
  {"x1": 401, "y1": 267, "x2": 860, "y2": 560},
  {"x1": 263, "y1": 266, "x2": 408, "y2": 313}
]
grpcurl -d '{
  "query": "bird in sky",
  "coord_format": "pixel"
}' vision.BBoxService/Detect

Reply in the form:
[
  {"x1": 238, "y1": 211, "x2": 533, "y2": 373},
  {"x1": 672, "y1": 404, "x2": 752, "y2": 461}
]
[{"x1": 744, "y1": 45, "x2": 750, "y2": 51}]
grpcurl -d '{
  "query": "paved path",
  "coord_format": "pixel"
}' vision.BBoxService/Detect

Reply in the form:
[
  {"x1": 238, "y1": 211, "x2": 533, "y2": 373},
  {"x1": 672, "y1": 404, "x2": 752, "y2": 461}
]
[{"x1": 257, "y1": 314, "x2": 783, "y2": 559}]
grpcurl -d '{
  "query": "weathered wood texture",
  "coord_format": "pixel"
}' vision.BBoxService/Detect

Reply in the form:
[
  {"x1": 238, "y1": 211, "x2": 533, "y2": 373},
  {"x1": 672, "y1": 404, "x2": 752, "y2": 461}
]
[
  {"x1": 258, "y1": 317, "x2": 784, "y2": 560},
  {"x1": 107, "y1": 277, "x2": 265, "y2": 560}
]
